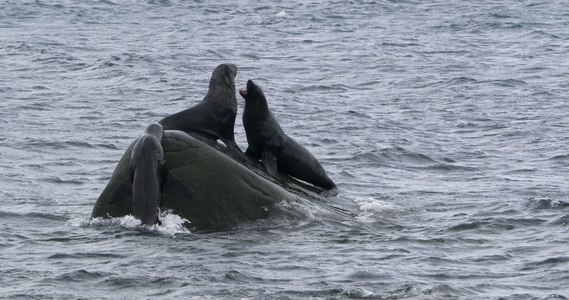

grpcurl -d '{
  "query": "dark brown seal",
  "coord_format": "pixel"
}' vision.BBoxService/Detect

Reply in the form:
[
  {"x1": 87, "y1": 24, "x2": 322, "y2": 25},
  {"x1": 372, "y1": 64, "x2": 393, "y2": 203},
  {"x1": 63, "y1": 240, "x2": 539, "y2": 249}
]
[
  {"x1": 239, "y1": 79, "x2": 338, "y2": 196},
  {"x1": 108, "y1": 123, "x2": 193, "y2": 225},
  {"x1": 159, "y1": 63, "x2": 244, "y2": 158}
]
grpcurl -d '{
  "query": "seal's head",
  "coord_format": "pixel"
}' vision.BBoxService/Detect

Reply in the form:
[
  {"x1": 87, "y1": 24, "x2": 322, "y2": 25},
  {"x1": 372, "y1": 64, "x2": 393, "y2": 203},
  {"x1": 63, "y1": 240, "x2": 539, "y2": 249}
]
[
  {"x1": 239, "y1": 80, "x2": 266, "y2": 104},
  {"x1": 224, "y1": 63, "x2": 237, "y2": 79},
  {"x1": 145, "y1": 123, "x2": 164, "y2": 140},
  {"x1": 209, "y1": 63, "x2": 237, "y2": 89}
]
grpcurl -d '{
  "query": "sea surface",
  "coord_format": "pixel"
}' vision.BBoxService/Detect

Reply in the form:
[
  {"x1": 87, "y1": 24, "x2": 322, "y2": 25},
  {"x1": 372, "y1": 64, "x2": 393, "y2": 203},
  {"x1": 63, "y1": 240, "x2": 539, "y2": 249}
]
[{"x1": 1, "y1": 0, "x2": 569, "y2": 299}]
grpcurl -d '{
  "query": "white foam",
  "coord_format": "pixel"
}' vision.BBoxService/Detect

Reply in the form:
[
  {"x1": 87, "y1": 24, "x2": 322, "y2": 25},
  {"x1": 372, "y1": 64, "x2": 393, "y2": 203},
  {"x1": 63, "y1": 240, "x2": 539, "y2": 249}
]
[
  {"x1": 275, "y1": 11, "x2": 287, "y2": 17},
  {"x1": 80, "y1": 214, "x2": 141, "y2": 228},
  {"x1": 153, "y1": 209, "x2": 192, "y2": 236},
  {"x1": 70, "y1": 210, "x2": 191, "y2": 237},
  {"x1": 351, "y1": 195, "x2": 405, "y2": 222}
]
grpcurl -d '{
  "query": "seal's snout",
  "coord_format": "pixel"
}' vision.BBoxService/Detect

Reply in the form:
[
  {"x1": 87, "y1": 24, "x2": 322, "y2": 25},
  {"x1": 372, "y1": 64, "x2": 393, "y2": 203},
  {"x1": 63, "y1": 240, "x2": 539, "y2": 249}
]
[
  {"x1": 240, "y1": 79, "x2": 256, "y2": 99},
  {"x1": 246, "y1": 79, "x2": 255, "y2": 89},
  {"x1": 145, "y1": 123, "x2": 164, "y2": 139},
  {"x1": 227, "y1": 63, "x2": 237, "y2": 77}
]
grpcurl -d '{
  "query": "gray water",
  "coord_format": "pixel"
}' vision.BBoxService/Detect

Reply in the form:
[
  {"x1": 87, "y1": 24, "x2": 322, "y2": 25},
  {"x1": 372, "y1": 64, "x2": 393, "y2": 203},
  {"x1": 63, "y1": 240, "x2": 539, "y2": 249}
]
[{"x1": 1, "y1": 0, "x2": 569, "y2": 299}]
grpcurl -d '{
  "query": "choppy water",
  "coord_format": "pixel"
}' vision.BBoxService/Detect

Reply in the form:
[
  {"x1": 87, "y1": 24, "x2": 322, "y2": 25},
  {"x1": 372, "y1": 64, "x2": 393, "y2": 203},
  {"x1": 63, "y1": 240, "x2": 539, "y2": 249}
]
[{"x1": 1, "y1": 0, "x2": 569, "y2": 299}]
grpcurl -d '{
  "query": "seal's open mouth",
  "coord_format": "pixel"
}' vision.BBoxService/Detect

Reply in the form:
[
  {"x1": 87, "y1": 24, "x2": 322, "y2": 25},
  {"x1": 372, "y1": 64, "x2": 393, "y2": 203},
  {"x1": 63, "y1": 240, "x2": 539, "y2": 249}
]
[{"x1": 239, "y1": 80, "x2": 255, "y2": 99}]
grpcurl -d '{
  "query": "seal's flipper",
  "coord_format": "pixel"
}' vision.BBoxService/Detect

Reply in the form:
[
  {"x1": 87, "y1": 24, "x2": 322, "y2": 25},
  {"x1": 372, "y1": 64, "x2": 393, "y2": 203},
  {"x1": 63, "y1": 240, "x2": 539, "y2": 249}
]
[
  {"x1": 220, "y1": 137, "x2": 249, "y2": 162},
  {"x1": 108, "y1": 177, "x2": 133, "y2": 204},
  {"x1": 262, "y1": 149, "x2": 278, "y2": 176},
  {"x1": 163, "y1": 172, "x2": 194, "y2": 198}
]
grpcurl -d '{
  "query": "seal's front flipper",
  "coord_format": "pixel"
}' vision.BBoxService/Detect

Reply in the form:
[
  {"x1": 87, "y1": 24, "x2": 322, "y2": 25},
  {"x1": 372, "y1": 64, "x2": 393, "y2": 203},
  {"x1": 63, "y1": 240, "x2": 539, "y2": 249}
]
[
  {"x1": 108, "y1": 177, "x2": 133, "y2": 204},
  {"x1": 163, "y1": 172, "x2": 194, "y2": 198},
  {"x1": 221, "y1": 137, "x2": 249, "y2": 162},
  {"x1": 262, "y1": 150, "x2": 278, "y2": 176}
]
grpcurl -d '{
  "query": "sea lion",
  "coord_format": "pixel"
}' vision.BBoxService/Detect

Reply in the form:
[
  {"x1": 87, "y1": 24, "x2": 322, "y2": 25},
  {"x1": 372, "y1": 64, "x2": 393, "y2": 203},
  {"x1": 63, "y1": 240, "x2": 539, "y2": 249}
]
[
  {"x1": 239, "y1": 79, "x2": 338, "y2": 197},
  {"x1": 159, "y1": 63, "x2": 245, "y2": 158},
  {"x1": 108, "y1": 123, "x2": 193, "y2": 225}
]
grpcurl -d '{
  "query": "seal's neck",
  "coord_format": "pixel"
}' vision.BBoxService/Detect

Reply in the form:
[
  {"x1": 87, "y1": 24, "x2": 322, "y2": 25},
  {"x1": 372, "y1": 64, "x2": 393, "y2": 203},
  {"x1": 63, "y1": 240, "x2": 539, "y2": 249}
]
[{"x1": 209, "y1": 69, "x2": 235, "y2": 90}]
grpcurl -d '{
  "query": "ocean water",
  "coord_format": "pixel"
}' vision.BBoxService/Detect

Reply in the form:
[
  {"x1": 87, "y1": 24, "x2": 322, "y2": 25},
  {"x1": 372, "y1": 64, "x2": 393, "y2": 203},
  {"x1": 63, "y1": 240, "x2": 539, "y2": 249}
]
[{"x1": 1, "y1": 0, "x2": 569, "y2": 299}]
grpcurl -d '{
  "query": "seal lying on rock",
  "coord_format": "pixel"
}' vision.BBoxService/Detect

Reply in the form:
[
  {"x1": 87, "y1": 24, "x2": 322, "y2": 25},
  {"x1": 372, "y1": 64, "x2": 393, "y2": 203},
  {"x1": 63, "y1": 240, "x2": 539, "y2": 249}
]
[
  {"x1": 159, "y1": 63, "x2": 245, "y2": 159},
  {"x1": 239, "y1": 79, "x2": 338, "y2": 197},
  {"x1": 108, "y1": 124, "x2": 193, "y2": 225}
]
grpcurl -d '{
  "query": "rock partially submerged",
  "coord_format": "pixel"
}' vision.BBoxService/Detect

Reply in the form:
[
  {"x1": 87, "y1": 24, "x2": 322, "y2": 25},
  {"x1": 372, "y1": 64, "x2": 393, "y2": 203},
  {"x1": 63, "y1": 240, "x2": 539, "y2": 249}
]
[{"x1": 92, "y1": 130, "x2": 357, "y2": 230}]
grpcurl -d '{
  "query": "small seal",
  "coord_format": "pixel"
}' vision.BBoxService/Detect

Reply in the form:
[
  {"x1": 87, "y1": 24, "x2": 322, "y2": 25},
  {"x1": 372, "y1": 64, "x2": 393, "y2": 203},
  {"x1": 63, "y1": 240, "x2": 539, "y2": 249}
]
[
  {"x1": 239, "y1": 79, "x2": 338, "y2": 196},
  {"x1": 108, "y1": 123, "x2": 193, "y2": 225},
  {"x1": 159, "y1": 63, "x2": 245, "y2": 158}
]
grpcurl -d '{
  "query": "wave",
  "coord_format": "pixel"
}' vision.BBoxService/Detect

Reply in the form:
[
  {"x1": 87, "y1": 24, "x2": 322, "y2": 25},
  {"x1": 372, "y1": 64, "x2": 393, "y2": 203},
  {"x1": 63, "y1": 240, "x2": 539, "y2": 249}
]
[
  {"x1": 352, "y1": 147, "x2": 476, "y2": 172},
  {"x1": 50, "y1": 269, "x2": 114, "y2": 283},
  {"x1": 522, "y1": 256, "x2": 569, "y2": 272},
  {"x1": 524, "y1": 197, "x2": 569, "y2": 211},
  {"x1": 39, "y1": 176, "x2": 84, "y2": 185},
  {"x1": 47, "y1": 253, "x2": 124, "y2": 260},
  {"x1": 549, "y1": 214, "x2": 569, "y2": 226},
  {"x1": 0, "y1": 210, "x2": 68, "y2": 222},
  {"x1": 353, "y1": 147, "x2": 436, "y2": 165}
]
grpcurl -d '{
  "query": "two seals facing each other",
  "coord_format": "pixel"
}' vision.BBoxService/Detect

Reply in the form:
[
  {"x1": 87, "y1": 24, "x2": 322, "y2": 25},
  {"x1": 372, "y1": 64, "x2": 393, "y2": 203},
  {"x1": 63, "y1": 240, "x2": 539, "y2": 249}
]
[
  {"x1": 159, "y1": 63, "x2": 337, "y2": 195},
  {"x1": 239, "y1": 79, "x2": 338, "y2": 197}
]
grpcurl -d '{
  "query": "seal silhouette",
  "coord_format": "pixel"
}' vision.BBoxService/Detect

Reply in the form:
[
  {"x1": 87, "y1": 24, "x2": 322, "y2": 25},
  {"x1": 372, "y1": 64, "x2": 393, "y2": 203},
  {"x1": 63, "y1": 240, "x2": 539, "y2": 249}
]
[
  {"x1": 159, "y1": 63, "x2": 244, "y2": 158},
  {"x1": 239, "y1": 79, "x2": 338, "y2": 196},
  {"x1": 108, "y1": 123, "x2": 193, "y2": 225}
]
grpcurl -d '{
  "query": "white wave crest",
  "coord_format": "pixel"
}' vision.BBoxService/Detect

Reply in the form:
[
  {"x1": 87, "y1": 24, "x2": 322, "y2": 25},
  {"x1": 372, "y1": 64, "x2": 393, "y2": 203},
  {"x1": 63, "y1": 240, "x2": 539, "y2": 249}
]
[
  {"x1": 69, "y1": 209, "x2": 191, "y2": 237},
  {"x1": 351, "y1": 195, "x2": 406, "y2": 222}
]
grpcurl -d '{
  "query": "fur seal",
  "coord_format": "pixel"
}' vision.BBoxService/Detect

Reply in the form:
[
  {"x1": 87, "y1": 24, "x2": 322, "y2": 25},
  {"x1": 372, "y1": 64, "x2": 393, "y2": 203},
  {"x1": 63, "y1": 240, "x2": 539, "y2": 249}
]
[
  {"x1": 108, "y1": 123, "x2": 193, "y2": 225},
  {"x1": 239, "y1": 79, "x2": 338, "y2": 196},
  {"x1": 159, "y1": 63, "x2": 245, "y2": 158}
]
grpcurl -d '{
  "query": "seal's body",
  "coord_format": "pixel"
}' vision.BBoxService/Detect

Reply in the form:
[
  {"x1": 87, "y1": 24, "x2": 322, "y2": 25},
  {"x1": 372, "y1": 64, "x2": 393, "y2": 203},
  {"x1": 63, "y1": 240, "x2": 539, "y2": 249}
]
[
  {"x1": 160, "y1": 64, "x2": 243, "y2": 157},
  {"x1": 240, "y1": 80, "x2": 337, "y2": 196}
]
